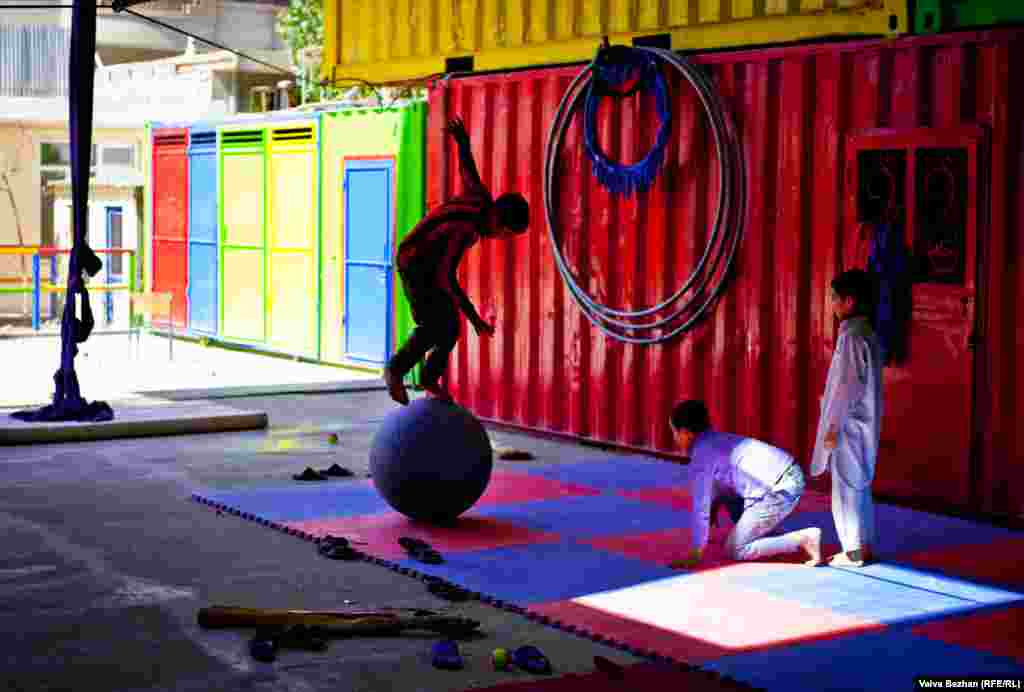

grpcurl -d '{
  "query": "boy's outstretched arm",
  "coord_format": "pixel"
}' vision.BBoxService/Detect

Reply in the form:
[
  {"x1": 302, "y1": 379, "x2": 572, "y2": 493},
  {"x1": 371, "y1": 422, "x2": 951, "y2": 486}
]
[
  {"x1": 445, "y1": 117, "x2": 487, "y2": 197},
  {"x1": 444, "y1": 232, "x2": 493, "y2": 336}
]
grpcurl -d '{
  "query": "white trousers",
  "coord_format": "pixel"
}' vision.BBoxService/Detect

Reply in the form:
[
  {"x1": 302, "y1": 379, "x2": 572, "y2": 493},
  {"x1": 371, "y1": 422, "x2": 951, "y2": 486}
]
[{"x1": 831, "y1": 462, "x2": 875, "y2": 553}]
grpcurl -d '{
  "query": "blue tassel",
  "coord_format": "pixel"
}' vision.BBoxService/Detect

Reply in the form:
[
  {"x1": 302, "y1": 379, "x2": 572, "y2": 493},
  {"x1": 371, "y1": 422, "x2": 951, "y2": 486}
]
[{"x1": 583, "y1": 49, "x2": 672, "y2": 198}]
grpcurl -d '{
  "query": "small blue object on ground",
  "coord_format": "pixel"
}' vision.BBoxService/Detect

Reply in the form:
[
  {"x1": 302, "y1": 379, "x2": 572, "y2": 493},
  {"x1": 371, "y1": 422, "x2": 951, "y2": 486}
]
[{"x1": 431, "y1": 639, "x2": 464, "y2": 670}]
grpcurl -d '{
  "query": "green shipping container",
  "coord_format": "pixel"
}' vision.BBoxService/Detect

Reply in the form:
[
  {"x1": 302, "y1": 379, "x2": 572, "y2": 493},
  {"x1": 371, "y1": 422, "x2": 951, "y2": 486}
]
[
  {"x1": 319, "y1": 102, "x2": 426, "y2": 380},
  {"x1": 915, "y1": 0, "x2": 1024, "y2": 34}
]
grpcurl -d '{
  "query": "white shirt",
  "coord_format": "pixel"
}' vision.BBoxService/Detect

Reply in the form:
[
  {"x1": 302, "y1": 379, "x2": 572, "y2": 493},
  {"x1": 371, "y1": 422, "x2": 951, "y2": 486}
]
[
  {"x1": 810, "y1": 315, "x2": 884, "y2": 488},
  {"x1": 689, "y1": 430, "x2": 796, "y2": 553}
]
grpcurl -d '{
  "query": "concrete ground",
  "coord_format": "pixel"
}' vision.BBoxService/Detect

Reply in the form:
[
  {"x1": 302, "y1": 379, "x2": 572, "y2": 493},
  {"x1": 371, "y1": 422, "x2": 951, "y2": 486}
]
[
  {"x1": 0, "y1": 334, "x2": 380, "y2": 409},
  {"x1": 0, "y1": 389, "x2": 647, "y2": 692}
]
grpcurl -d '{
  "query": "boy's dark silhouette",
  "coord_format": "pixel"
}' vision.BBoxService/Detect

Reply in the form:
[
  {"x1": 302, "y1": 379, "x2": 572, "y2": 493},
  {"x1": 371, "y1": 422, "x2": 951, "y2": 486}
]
[{"x1": 383, "y1": 117, "x2": 529, "y2": 405}]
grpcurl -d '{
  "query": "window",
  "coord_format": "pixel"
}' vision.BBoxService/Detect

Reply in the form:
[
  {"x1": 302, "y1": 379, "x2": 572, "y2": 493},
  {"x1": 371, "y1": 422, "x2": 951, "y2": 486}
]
[
  {"x1": 101, "y1": 145, "x2": 134, "y2": 168},
  {"x1": 40, "y1": 141, "x2": 137, "y2": 251},
  {"x1": 40, "y1": 141, "x2": 96, "y2": 181}
]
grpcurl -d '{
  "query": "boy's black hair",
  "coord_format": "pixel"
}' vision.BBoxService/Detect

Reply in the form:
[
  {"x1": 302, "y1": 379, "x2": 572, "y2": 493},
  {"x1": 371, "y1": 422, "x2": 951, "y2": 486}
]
[
  {"x1": 831, "y1": 269, "x2": 876, "y2": 316},
  {"x1": 670, "y1": 400, "x2": 711, "y2": 434},
  {"x1": 494, "y1": 193, "x2": 530, "y2": 233}
]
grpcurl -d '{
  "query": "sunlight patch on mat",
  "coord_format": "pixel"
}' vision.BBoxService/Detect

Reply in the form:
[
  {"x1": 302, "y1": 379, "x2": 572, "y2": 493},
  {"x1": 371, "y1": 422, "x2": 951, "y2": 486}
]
[{"x1": 573, "y1": 567, "x2": 883, "y2": 651}]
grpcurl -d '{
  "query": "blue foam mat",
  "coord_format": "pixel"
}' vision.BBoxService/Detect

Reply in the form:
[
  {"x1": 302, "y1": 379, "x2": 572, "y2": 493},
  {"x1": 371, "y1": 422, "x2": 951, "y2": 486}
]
[
  {"x1": 474, "y1": 492, "x2": 695, "y2": 538},
  {"x1": 520, "y1": 457, "x2": 696, "y2": 490},
  {"x1": 196, "y1": 482, "x2": 390, "y2": 521},
  {"x1": 392, "y1": 539, "x2": 678, "y2": 605},
  {"x1": 703, "y1": 628, "x2": 1024, "y2": 692},
  {"x1": 776, "y1": 505, "x2": 1019, "y2": 558}
]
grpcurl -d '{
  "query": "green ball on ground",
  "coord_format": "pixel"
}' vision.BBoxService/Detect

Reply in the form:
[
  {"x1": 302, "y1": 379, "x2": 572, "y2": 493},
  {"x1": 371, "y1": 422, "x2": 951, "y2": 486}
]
[{"x1": 492, "y1": 647, "x2": 509, "y2": 670}]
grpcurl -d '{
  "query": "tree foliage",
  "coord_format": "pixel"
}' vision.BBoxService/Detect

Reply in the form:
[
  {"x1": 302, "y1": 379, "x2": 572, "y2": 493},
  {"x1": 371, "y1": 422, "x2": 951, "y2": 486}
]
[{"x1": 275, "y1": 0, "x2": 341, "y2": 102}]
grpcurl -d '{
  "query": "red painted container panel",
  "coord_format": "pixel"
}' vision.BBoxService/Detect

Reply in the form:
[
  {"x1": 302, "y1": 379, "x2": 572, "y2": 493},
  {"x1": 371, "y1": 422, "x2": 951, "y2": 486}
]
[
  {"x1": 428, "y1": 29, "x2": 1024, "y2": 516},
  {"x1": 151, "y1": 239, "x2": 188, "y2": 328},
  {"x1": 152, "y1": 128, "x2": 189, "y2": 329}
]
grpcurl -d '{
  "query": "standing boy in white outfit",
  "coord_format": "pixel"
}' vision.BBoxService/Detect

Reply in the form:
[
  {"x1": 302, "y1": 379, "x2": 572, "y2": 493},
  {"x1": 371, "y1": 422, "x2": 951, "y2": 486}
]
[
  {"x1": 811, "y1": 269, "x2": 884, "y2": 568},
  {"x1": 670, "y1": 400, "x2": 822, "y2": 568}
]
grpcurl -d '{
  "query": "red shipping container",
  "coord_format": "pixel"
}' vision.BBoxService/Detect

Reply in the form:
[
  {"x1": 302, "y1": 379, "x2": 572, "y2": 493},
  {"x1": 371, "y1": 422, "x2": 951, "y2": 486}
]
[
  {"x1": 151, "y1": 128, "x2": 189, "y2": 328},
  {"x1": 428, "y1": 29, "x2": 1024, "y2": 517}
]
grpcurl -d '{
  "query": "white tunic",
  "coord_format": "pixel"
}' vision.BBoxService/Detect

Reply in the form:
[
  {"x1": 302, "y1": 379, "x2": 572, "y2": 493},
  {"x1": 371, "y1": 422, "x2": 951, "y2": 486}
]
[
  {"x1": 810, "y1": 316, "x2": 884, "y2": 490},
  {"x1": 689, "y1": 431, "x2": 796, "y2": 553}
]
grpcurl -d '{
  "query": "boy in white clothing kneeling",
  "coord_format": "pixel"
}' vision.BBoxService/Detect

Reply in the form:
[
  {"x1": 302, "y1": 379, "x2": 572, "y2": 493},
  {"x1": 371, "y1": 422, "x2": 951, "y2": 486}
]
[{"x1": 670, "y1": 400, "x2": 822, "y2": 568}]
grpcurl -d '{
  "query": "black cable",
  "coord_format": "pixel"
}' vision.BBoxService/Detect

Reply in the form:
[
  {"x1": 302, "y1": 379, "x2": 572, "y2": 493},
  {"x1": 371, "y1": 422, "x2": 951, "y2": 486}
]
[{"x1": 543, "y1": 46, "x2": 746, "y2": 345}]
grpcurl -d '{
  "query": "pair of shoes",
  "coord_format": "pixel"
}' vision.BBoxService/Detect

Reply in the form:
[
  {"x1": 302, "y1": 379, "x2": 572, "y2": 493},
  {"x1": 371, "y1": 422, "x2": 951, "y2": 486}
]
[
  {"x1": 383, "y1": 367, "x2": 409, "y2": 406},
  {"x1": 425, "y1": 578, "x2": 471, "y2": 602},
  {"x1": 398, "y1": 536, "x2": 443, "y2": 564},
  {"x1": 317, "y1": 535, "x2": 362, "y2": 561},
  {"x1": 292, "y1": 464, "x2": 355, "y2": 481}
]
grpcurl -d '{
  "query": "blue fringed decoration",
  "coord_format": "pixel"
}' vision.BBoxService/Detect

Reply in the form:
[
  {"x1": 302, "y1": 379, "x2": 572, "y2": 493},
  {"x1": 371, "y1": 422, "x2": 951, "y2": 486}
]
[{"x1": 583, "y1": 47, "x2": 672, "y2": 197}]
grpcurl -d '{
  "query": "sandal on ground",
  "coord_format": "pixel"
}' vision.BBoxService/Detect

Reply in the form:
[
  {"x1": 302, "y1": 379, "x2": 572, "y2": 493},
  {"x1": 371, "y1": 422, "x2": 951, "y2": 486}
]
[
  {"x1": 426, "y1": 578, "x2": 471, "y2": 602},
  {"x1": 431, "y1": 639, "x2": 464, "y2": 670},
  {"x1": 319, "y1": 463, "x2": 354, "y2": 478},
  {"x1": 317, "y1": 536, "x2": 361, "y2": 561},
  {"x1": 398, "y1": 536, "x2": 444, "y2": 564},
  {"x1": 293, "y1": 467, "x2": 327, "y2": 481},
  {"x1": 593, "y1": 655, "x2": 626, "y2": 680},
  {"x1": 512, "y1": 645, "x2": 552, "y2": 674}
]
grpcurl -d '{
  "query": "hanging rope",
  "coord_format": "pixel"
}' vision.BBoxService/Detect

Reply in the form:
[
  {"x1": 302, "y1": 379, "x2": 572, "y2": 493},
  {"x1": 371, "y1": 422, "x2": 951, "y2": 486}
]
[
  {"x1": 12, "y1": 0, "x2": 113, "y2": 423},
  {"x1": 583, "y1": 45, "x2": 672, "y2": 197},
  {"x1": 544, "y1": 46, "x2": 746, "y2": 345}
]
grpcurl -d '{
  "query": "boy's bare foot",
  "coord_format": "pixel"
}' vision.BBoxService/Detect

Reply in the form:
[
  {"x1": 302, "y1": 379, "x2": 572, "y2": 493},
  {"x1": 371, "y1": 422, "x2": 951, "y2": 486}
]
[
  {"x1": 797, "y1": 527, "x2": 823, "y2": 566},
  {"x1": 422, "y1": 383, "x2": 454, "y2": 403},
  {"x1": 383, "y1": 367, "x2": 409, "y2": 406},
  {"x1": 828, "y1": 547, "x2": 873, "y2": 568}
]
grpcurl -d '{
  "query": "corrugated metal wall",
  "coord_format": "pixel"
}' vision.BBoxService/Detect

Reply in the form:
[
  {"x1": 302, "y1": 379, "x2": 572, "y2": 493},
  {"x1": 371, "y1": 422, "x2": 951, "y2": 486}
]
[
  {"x1": 322, "y1": 0, "x2": 905, "y2": 84},
  {"x1": 0, "y1": 24, "x2": 68, "y2": 98},
  {"x1": 428, "y1": 28, "x2": 1024, "y2": 516}
]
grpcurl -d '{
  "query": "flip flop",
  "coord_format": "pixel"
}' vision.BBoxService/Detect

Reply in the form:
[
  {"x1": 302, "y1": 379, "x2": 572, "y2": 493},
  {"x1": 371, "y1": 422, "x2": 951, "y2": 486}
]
[
  {"x1": 494, "y1": 447, "x2": 534, "y2": 461},
  {"x1": 593, "y1": 655, "x2": 625, "y2": 680},
  {"x1": 317, "y1": 536, "x2": 361, "y2": 561},
  {"x1": 512, "y1": 645, "x2": 552, "y2": 674},
  {"x1": 293, "y1": 467, "x2": 327, "y2": 481},
  {"x1": 398, "y1": 536, "x2": 444, "y2": 564},
  {"x1": 318, "y1": 463, "x2": 354, "y2": 478},
  {"x1": 431, "y1": 639, "x2": 464, "y2": 670}
]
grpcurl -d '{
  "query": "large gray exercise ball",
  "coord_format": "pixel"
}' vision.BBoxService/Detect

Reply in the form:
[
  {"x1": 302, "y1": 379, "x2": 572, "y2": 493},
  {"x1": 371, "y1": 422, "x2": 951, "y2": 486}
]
[{"x1": 370, "y1": 397, "x2": 493, "y2": 523}]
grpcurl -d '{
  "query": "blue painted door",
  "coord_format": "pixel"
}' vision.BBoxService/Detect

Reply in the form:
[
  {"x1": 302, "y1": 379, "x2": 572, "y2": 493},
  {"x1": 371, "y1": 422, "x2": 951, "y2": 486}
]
[
  {"x1": 344, "y1": 159, "x2": 393, "y2": 365},
  {"x1": 105, "y1": 206, "x2": 123, "y2": 324},
  {"x1": 187, "y1": 134, "x2": 218, "y2": 334}
]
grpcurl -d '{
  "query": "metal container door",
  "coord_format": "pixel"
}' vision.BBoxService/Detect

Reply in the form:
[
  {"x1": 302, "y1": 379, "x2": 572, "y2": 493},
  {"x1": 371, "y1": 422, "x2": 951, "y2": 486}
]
[
  {"x1": 151, "y1": 128, "x2": 188, "y2": 329},
  {"x1": 188, "y1": 128, "x2": 218, "y2": 335},
  {"x1": 343, "y1": 158, "x2": 393, "y2": 365}
]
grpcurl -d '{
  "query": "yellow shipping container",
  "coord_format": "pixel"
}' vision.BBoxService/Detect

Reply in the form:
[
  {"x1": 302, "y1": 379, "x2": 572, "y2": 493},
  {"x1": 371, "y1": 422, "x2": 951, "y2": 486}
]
[{"x1": 322, "y1": 0, "x2": 906, "y2": 85}]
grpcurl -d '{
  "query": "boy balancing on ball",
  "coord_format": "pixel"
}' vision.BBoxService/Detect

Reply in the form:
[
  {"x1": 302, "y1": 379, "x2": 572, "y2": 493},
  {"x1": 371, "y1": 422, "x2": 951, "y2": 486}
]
[
  {"x1": 383, "y1": 116, "x2": 529, "y2": 405},
  {"x1": 670, "y1": 400, "x2": 822, "y2": 568}
]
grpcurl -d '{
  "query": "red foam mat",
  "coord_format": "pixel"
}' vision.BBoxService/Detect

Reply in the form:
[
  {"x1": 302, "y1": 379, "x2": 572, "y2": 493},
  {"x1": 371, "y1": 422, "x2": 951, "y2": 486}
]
[
  {"x1": 463, "y1": 661, "x2": 756, "y2": 691},
  {"x1": 286, "y1": 512, "x2": 561, "y2": 560},
  {"x1": 912, "y1": 605, "x2": 1024, "y2": 663}
]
